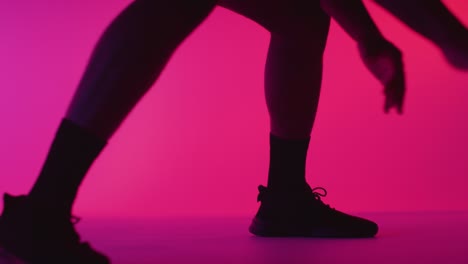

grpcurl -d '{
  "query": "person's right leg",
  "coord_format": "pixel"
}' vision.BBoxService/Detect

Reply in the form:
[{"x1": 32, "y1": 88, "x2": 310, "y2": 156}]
[
  {"x1": 374, "y1": 0, "x2": 468, "y2": 70},
  {"x1": 219, "y1": 0, "x2": 378, "y2": 237},
  {"x1": 0, "y1": 0, "x2": 217, "y2": 263}
]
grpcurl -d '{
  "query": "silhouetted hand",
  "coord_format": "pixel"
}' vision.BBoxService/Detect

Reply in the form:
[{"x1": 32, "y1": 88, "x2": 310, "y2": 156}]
[{"x1": 358, "y1": 39, "x2": 406, "y2": 114}]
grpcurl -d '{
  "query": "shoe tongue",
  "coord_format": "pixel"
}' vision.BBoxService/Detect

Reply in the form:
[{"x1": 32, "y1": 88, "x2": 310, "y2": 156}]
[
  {"x1": 3, "y1": 195, "x2": 73, "y2": 219},
  {"x1": 19, "y1": 200, "x2": 76, "y2": 231},
  {"x1": 3, "y1": 193, "x2": 25, "y2": 204}
]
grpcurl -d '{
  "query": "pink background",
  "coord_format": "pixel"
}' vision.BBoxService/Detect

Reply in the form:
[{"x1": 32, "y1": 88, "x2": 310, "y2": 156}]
[{"x1": 0, "y1": 1, "x2": 467, "y2": 218}]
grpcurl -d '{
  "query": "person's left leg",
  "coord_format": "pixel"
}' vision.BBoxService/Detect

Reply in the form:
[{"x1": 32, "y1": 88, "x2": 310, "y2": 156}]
[{"x1": 0, "y1": 0, "x2": 217, "y2": 263}]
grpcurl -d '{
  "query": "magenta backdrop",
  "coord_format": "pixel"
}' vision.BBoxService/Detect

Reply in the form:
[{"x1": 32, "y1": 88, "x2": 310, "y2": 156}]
[{"x1": 0, "y1": 1, "x2": 467, "y2": 218}]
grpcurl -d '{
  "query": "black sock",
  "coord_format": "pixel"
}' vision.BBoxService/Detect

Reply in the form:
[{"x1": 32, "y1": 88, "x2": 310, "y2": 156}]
[
  {"x1": 28, "y1": 118, "x2": 107, "y2": 216},
  {"x1": 267, "y1": 133, "x2": 310, "y2": 191}
]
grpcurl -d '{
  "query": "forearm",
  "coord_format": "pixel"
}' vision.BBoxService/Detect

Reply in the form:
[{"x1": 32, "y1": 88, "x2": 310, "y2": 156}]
[
  {"x1": 374, "y1": 0, "x2": 467, "y2": 45},
  {"x1": 320, "y1": 0, "x2": 385, "y2": 45}
]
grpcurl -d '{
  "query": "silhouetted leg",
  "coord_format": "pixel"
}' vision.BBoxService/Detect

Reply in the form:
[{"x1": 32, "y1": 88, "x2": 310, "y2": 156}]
[
  {"x1": 27, "y1": 0, "x2": 217, "y2": 215},
  {"x1": 374, "y1": 0, "x2": 468, "y2": 69},
  {"x1": 220, "y1": 0, "x2": 329, "y2": 189},
  {"x1": 0, "y1": 1, "x2": 216, "y2": 262},
  {"x1": 220, "y1": 0, "x2": 332, "y2": 137},
  {"x1": 67, "y1": 0, "x2": 217, "y2": 139},
  {"x1": 264, "y1": 15, "x2": 330, "y2": 190},
  {"x1": 265, "y1": 30, "x2": 329, "y2": 140},
  {"x1": 219, "y1": 0, "x2": 378, "y2": 237}
]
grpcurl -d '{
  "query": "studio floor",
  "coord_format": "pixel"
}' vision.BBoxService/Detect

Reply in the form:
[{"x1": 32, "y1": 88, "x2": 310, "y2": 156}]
[{"x1": 1, "y1": 211, "x2": 467, "y2": 264}]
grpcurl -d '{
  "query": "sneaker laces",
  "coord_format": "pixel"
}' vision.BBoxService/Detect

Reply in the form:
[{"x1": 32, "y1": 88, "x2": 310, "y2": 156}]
[
  {"x1": 310, "y1": 187, "x2": 327, "y2": 201},
  {"x1": 308, "y1": 186, "x2": 334, "y2": 210},
  {"x1": 257, "y1": 185, "x2": 330, "y2": 205}
]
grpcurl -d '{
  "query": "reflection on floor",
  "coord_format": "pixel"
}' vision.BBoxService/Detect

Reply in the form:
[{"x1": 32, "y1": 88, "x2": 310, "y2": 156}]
[{"x1": 1, "y1": 212, "x2": 468, "y2": 264}]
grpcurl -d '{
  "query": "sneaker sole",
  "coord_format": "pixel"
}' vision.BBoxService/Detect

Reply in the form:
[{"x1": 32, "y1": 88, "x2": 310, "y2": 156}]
[
  {"x1": 249, "y1": 218, "x2": 377, "y2": 238},
  {"x1": 0, "y1": 217, "x2": 31, "y2": 264}
]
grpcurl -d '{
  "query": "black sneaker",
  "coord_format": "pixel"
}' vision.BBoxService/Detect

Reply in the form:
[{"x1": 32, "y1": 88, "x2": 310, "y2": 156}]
[
  {"x1": 249, "y1": 185, "x2": 378, "y2": 238},
  {"x1": 0, "y1": 193, "x2": 110, "y2": 264}
]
